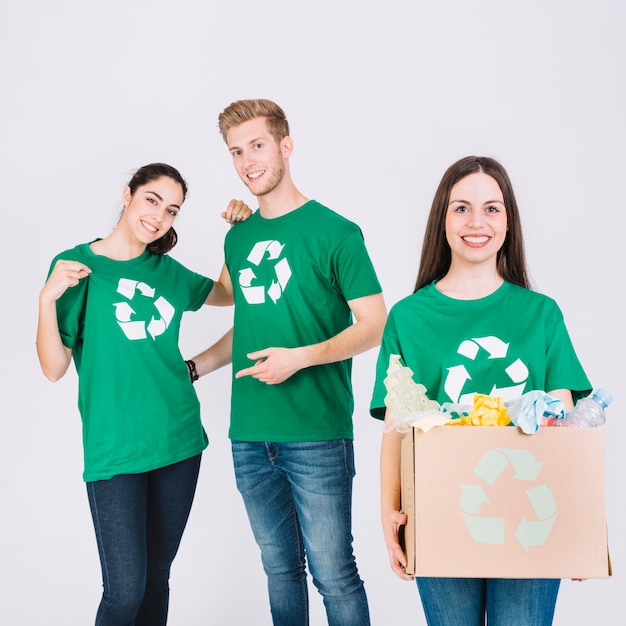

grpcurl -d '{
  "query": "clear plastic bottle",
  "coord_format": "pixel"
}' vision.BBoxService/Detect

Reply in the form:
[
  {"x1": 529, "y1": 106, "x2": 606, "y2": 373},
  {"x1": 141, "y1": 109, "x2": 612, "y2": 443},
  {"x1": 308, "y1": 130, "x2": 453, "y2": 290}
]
[{"x1": 554, "y1": 388, "x2": 614, "y2": 427}]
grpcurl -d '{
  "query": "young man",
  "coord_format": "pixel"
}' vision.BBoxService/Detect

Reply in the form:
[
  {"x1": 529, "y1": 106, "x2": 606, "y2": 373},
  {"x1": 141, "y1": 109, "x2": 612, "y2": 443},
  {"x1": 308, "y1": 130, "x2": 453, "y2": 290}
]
[{"x1": 192, "y1": 99, "x2": 386, "y2": 626}]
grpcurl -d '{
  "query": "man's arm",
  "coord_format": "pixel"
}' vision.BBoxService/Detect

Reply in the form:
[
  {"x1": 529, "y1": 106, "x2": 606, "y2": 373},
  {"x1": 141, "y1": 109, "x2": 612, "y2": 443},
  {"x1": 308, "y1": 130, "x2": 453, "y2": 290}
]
[{"x1": 235, "y1": 292, "x2": 387, "y2": 384}]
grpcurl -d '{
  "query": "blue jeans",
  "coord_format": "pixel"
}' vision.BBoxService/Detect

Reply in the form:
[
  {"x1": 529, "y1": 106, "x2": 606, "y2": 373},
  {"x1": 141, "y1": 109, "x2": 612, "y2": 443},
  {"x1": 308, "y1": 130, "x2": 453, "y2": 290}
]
[
  {"x1": 86, "y1": 454, "x2": 202, "y2": 626},
  {"x1": 232, "y1": 439, "x2": 370, "y2": 626},
  {"x1": 416, "y1": 577, "x2": 560, "y2": 626}
]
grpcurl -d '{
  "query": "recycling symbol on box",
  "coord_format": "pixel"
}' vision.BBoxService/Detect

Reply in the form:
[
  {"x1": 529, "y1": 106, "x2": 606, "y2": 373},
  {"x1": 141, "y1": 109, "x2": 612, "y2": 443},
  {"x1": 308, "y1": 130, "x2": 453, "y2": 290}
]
[
  {"x1": 459, "y1": 447, "x2": 557, "y2": 551},
  {"x1": 444, "y1": 336, "x2": 529, "y2": 404},
  {"x1": 113, "y1": 278, "x2": 174, "y2": 340},
  {"x1": 238, "y1": 240, "x2": 292, "y2": 305}
]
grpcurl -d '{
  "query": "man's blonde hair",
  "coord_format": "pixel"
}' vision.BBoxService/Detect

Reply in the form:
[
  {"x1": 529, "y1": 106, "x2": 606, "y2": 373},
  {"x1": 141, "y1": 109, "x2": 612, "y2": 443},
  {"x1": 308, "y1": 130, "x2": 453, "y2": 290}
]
[{"x1": 218, "y1": 99, "x2": 290, "y2": 144}]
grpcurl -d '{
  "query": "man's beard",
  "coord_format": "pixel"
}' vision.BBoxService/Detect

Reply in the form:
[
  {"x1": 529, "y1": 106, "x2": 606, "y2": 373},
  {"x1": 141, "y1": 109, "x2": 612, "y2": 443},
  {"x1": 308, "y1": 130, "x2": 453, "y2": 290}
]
[{"x1": 246, "y1": 164, "x2": 284, "y2": 197}]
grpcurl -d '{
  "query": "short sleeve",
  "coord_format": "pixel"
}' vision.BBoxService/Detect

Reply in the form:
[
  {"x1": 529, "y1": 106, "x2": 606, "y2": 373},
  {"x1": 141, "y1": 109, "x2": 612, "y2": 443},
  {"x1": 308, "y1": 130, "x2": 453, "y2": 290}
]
[
  {"x1": 370, "y1": 310, "x2": 401, "y2": 419},
  {"x1": 53, "y1": 269, "x2": 89, "y2": 350},
  {"x1": 544, "y1": 304, "x2": 591, "y2": 403},
  {"x1": 332, "y1": 228, "x2": 381, "y2": 302}
]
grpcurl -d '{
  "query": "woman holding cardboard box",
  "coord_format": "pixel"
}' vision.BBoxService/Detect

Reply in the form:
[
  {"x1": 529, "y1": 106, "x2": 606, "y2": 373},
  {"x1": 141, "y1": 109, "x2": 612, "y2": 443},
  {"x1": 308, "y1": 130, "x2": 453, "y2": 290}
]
[{"x1": 370, "y1": 156, "x2": 591, "y2": 625}]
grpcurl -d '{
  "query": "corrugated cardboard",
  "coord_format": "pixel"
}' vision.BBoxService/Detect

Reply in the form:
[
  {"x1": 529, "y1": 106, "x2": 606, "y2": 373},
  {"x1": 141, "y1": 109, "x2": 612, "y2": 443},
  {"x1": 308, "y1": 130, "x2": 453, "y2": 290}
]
[{"x1": 401, "y1": 426, "x2": 611, "y2": 578}]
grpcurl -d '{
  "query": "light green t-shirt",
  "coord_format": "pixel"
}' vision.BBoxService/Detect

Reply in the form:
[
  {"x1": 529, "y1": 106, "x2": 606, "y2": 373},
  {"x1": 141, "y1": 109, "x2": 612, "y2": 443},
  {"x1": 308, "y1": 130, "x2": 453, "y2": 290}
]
[
  {"x1": 225, "y1": 200, "x2": 382, "y2": 441},
  {"x1": 50, "y1": 242, "x2": 213, "y2": 481},
  {"x1": 370, "y1": 281, "x2": 591, "y2": 419}
]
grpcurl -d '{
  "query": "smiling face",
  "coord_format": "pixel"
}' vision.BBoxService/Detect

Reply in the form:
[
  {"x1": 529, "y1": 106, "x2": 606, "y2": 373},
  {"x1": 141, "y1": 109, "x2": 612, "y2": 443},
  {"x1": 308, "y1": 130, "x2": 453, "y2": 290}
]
[
  {"x1": 445, "y1": 172, "x2": 508, "y2": 269},
  {"x1": 226, "y1": 116, "x2": 291, "y2": 198},
  {"x1": 121, "y1": 176, "x2": 184, "y2": 246}
]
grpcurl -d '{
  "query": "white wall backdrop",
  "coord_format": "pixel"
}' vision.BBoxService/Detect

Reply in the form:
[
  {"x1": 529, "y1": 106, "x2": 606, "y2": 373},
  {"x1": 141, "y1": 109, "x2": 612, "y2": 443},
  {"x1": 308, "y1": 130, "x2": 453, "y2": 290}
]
[{"x1": 2, "y1": 1, "x2": 624, "y2": 624}]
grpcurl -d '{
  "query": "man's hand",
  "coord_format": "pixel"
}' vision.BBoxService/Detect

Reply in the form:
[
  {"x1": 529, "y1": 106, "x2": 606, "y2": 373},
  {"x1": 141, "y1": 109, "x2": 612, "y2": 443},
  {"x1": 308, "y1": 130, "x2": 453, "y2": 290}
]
[
  {"x1": 235, "y1": 346, "x2": 309, "y2": 384},
  {"x1": 234, "y1": 293, "x2": 386, "y2": 384}
]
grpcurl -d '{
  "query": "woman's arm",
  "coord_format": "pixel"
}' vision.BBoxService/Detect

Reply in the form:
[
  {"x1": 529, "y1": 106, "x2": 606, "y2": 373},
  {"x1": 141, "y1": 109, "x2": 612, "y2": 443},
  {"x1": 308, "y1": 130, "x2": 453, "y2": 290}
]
[
  {"x1": 204, "y1": 263, "x2": 234, "y2": 306},
  {"x1": 204, "y1": 199, "x2": 251, "y2": 306},
  {"x1": 380, "y1": 410, "x2": 414, "y2": 581},
  {"x1": 190, "y1": 327, "x2": 233, "y2": 378},
  {"x1": 36, "y1": 260, "x2": 90, "y2": 381},
  {"x1": 221, "y1": 198, "x2": 252, "y2": 224},
  {"x1": 547, "y1": 388, "x2": 574, "y2": 411}
]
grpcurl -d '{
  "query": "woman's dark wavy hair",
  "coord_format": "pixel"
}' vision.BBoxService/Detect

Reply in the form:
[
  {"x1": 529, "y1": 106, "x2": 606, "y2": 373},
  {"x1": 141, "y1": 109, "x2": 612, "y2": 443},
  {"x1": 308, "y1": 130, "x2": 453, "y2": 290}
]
[
  {"x1": 414, "y1": 156, "x2": 531, "y2": 293},
  {"x1": 126, "y1": 163, "x2": 188, "y2": 255}
]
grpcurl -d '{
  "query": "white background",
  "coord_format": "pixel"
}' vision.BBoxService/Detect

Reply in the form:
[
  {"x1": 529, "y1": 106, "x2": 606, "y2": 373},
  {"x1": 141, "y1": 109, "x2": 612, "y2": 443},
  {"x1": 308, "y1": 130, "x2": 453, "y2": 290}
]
[{"x1": 1, "y1": 1, "x2": 624, "y2": 624}]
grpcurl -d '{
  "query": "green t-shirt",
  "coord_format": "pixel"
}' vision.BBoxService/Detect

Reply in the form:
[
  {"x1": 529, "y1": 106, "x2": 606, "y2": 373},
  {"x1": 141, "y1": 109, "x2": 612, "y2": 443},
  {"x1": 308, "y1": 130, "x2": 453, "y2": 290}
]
[
  {"x1": 370, "y1": 281, "x2": 591, "y2": 419},
  {"x1": 225, "y1": 200, "x2": 382, "y2": 441},
  {"x1": 50, "y1": 242, "x2": 213, "y2": 481}
]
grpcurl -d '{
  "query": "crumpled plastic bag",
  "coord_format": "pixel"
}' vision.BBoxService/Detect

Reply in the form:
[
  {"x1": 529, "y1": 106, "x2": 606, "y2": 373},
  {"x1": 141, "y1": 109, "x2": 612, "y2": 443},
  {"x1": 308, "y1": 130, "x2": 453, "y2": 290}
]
[{"x1": 505, "y1": 390, "x2": 566, "y2": 434}]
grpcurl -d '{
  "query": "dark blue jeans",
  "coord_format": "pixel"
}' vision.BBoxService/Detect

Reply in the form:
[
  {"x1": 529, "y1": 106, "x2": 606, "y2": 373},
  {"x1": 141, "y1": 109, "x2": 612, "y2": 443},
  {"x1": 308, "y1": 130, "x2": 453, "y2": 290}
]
[
  {"x1": 232, "y1": 439, "x2": 370, "y2": 626},
  {"x1": 86, "y1": 454, "x2": 201, "y2": 626},
  {"x1": 416, "y1": 577, "x2": 560, "y2": 626}
]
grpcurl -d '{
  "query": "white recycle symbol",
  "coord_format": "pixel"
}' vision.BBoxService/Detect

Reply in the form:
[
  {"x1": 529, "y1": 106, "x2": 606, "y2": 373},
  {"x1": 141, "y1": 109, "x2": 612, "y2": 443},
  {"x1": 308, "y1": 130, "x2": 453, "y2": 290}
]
[
  {"x1": 444, "y1": 336, "x2": 529, "y2": 404},
  {"x1": 113, "y1": 278, "x2": 175, "y2": 340},
  {"x1": 238, "y1": 240, "x2": 292, "y2": 305},
  {"x1": 460, "y1": 448, "x2": 557, "y2": 552}
]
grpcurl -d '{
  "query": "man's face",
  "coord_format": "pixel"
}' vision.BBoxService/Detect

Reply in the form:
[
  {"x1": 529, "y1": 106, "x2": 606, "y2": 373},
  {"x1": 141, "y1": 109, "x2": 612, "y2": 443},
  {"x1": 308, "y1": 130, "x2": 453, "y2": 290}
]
[{"x1": 226, "y1": 117, "x2": 287, "y2": 197}]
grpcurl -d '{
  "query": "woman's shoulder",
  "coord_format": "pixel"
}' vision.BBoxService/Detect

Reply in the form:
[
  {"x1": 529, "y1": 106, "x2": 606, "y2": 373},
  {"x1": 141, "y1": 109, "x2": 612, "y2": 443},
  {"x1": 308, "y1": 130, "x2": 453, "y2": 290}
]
[
  {"x1": 506, "y1": 282, "x2": 561, "y2": 307},
  {"x1": 503, "y1": 283, "x2": 564, "y2": 322},
  {"x1": 388, "y1": 286, "x2": 434, "y2": 316},
  {"x1": 51, "y1": 241, "x2": 94, "y2": 264}
]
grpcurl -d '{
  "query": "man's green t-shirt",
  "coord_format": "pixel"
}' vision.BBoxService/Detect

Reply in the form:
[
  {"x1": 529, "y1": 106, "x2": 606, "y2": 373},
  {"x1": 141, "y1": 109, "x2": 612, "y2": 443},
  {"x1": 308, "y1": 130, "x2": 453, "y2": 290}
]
[
  {"x1": 50, "y1": 242, "x2": 213, "y2": 481},
  {"x1": 225, "y1": 200, "x2": 382, "y2": 442},
  {"x1": 370, "y1": 281, "x2": 591, "y2": 418}
]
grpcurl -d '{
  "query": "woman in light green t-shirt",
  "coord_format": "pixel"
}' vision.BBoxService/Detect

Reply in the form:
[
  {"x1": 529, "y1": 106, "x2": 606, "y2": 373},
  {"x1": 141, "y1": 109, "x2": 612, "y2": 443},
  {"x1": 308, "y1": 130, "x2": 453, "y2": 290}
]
[
  {"x1": 36, "y1": 163, "x2": 249, "y2": 625},
  {"x1": 374, "y1": 156, "x2": 590, "y2": 626}
]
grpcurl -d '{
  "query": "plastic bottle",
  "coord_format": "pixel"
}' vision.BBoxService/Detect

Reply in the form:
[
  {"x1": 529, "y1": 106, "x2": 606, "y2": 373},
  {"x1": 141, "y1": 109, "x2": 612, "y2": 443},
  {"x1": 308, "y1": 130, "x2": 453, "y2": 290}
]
[{"x1": 554, "y1": 388, "x2": 614, "y2": 427}]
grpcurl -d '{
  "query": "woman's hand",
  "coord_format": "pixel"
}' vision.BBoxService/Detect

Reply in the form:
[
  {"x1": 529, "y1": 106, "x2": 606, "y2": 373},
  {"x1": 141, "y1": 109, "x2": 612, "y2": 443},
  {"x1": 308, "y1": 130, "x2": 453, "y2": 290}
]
[
  {"x1": 37, "y1": 259, "x2": 90, "y2": 381},
  {"x1": 221, "y1": 199, "x2": 252, "y2": 225},
  {"x1": 383, "y1": 508, "x2": 414, "y2": 581},
  {"x1": 41, "y1": 259, "x2": 91, "y2": 302}
]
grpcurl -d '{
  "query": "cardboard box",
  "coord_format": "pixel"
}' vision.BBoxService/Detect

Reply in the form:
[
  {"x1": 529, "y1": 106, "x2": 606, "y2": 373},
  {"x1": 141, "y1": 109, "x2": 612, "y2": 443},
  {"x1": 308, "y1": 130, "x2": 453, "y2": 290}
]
[{"x1": 401, "y1": 426, "x2": 611, "y2": 578}]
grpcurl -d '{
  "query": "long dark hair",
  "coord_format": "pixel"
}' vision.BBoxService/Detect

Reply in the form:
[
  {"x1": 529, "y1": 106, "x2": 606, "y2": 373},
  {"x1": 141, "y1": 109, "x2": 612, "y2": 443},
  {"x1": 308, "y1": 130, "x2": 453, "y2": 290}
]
[
  {"x1": 126, "y1": 163, "x2": 188, "y2": 255},
  {"x1": 414, "y1": 156, "x2": 530, "y2": 292}
]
